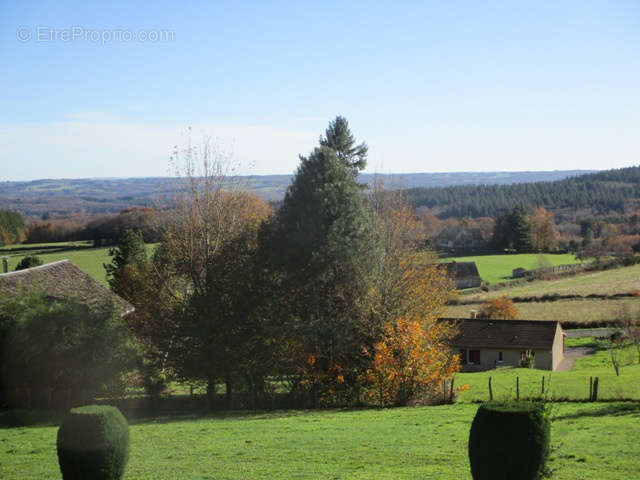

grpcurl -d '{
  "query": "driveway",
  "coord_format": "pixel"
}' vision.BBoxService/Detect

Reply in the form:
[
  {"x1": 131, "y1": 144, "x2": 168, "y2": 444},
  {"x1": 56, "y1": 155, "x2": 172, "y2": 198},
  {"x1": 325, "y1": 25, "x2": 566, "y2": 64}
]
[{"x1": 556, "y1": 346, "x2": 597, "y2": 371}]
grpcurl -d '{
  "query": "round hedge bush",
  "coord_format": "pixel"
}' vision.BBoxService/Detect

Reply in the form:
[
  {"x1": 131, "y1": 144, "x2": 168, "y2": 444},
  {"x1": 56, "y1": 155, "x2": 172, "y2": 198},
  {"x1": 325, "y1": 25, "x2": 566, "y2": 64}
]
[
  {"x1": 57, "y1": 405, "x2": 130, "y2": 480},
  {"x1": 468, "y1": 402, "x2": 550, "y2": 480}
]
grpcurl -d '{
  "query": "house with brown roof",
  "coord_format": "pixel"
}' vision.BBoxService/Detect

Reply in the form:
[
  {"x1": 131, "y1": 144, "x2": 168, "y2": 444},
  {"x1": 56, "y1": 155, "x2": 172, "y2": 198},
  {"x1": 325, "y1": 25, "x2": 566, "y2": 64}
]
[
  {"x1": 442, "y1": 261, "x2": 482, "y2": 289},
  {"x1": 441, "y1": 318, "x2": 564, "y2": 371},
  {"x1": 0, "y1": 260, "x2": 133, "y2": 315}
]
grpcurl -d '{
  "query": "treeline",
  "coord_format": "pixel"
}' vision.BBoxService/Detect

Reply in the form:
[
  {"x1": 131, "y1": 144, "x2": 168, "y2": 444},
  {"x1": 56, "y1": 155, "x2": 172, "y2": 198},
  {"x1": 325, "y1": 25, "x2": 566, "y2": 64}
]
[
  {"x1": 405, "y1": 165, "x2": 640, "y2": 218},
  {"x1": 24, "y1": 207, "x2": 163, "y2": 246},
  {"x1": 0, "y1": 210, "x2": 26, "y2": 246}
]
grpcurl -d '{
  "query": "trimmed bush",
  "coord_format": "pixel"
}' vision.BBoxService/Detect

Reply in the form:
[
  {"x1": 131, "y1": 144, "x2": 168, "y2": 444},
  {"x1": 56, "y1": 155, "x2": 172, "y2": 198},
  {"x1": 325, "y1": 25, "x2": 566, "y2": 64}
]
[
  {"x1": 57, "y1": 405, "x2": 130, "y2": 480},
  {"x1": 468, "y1": 402, "x2": 550, "y2": 480}
]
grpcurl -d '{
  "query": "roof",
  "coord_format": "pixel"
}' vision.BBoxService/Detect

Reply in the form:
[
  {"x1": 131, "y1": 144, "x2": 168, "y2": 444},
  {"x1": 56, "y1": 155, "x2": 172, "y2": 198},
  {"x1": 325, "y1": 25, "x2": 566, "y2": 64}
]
[
  {"x1": 0, "y1": 260, "x2": 134, "y2": 315},
  {"x1": 443, "y1": 261, "x2": 481, "y2": 279},
  {"x1": 440, "y1": 318, "x2": 561, "y2": 350}
]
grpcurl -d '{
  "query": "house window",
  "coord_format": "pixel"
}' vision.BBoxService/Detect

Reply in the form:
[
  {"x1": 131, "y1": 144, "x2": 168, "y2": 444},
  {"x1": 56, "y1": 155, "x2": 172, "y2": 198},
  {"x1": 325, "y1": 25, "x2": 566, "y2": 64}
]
[
  {"x1": 468, "y1": 349, "x2": 480, "y2": 365},
  {"x1": 498, "y1": 351, "x2": 503, "y2": 362}
]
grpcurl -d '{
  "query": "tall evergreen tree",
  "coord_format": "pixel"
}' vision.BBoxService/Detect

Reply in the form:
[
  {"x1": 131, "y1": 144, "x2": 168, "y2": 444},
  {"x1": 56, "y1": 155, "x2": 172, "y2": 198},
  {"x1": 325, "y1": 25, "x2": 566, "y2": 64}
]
[
  {"x1": 492, "y1": 207, "x2": 532, "y2": 252},
  {"x1": 319, "y1": 116, "x2": 368, "y2": 176},
  {"x1": 262, "y1": 141, "x2": 380, "y2": 400}
]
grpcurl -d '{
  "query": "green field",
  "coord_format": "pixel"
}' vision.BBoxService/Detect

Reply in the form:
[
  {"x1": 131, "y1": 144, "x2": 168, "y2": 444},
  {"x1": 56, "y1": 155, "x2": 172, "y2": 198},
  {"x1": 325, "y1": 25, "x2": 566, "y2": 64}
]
[
  {"x1": 1, "y1": 243, "x2": 158, "y2": 286},
  {"x1": 456, "y1": 338, "x2": 640, "y2": 402},
  {"x1": 443, "y1": 253, "x2": 583, "y2": 285},
  {"x1": 446, "y1": 297, "x2": 640, "y2": 323},
  {"x1": 460, "y1": 263, "x2": 640, "y2": 301},
  {"x1": 1, "y1": 401, "x2": 639, "y2": 480}
]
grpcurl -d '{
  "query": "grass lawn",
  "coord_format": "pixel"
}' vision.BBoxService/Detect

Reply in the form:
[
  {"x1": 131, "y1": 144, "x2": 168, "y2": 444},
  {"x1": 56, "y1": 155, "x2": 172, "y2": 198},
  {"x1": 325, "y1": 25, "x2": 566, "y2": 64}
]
[
  {"x1": 442, "y1": 253, "x2": 583, "y2": 285},
  {"x1": 1, "y1": 243, "x2": 157, "y2": 286},
  {"x1": 1, "y1": 402, "x2": 640, "y2": 480},
  {"x1": 446, "y1": 297, "x2": 640, "y2": 323},
  {"x1": 455, "y1": 338, "x2": 640, "y2": 403},
  {"x1": 459, "y1": 263, "x2": 640, "y2": 302}
]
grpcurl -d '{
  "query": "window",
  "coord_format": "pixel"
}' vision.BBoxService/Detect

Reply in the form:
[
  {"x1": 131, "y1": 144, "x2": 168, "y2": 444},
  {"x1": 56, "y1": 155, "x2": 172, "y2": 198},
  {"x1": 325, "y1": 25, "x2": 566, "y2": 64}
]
[{"x1": 468, "y1": 349, "x2": 480, "y2": 365}]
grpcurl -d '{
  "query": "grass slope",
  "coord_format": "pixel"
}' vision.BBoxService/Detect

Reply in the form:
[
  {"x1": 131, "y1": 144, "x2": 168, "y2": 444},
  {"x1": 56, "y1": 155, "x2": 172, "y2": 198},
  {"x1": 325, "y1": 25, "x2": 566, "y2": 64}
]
[
  {"x1": 443, "y1": 253, "x2": 582, "y2": 285},
  {"x1": 460, "y1": 263, "x2": 640, "y2": 301},
  {"x1": 1, "y1": 402, "x2": 639, "y2": 480}
]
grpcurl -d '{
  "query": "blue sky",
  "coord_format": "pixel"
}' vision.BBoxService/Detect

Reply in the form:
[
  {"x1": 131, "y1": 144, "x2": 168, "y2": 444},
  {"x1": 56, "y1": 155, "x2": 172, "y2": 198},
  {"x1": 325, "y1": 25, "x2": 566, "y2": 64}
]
[{"x1": 1, "y1": 1, "x2": 639, "y2": 180}]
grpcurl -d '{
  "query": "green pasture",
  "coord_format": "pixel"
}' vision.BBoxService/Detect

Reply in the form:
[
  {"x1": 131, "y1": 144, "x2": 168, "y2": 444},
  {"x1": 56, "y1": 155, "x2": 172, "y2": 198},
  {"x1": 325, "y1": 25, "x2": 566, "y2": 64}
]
[
  {"x1": 443, "y1": 253, "x2": 583, "y2": 285},
  {"x1": 2, "y1": 401, "x2": 640, "y2": 480},
  {"x1": 459, "y1": 263, "x2": 640, "y2": 301},
  {"x1": 1, "y1": 242, "x2": 157, "y2": 286},
  {"x1": 446, "y1": 297, "x2": 640, "y2": 323}
]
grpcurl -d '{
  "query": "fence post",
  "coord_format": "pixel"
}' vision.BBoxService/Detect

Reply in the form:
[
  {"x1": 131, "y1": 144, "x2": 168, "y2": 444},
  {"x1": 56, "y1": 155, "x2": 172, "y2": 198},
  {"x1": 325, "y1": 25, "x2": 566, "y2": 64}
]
[
  {"x1": 541, "y1": 376, "x2": 545, "y2": 396},
  {"x1": 589, "y1": 376, "x2": 593, "y2": 401},
  {"x1": 592, "y1": 377, "x2": 599, "y2": 402},
  {"x1": 516, "y1": 376, "x2": 520, "y2": 400},
  {"x1": 488, "y1": 376, "x2": 493, "y2": 401},
  {"x1": 449, "y1": 377, "x2": 455, "y2": 404}
]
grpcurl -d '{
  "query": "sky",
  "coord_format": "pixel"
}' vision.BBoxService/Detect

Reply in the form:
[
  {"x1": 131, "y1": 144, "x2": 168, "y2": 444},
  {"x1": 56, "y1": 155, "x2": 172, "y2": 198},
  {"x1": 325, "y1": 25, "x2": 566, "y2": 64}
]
[{"x1": 0, "y1": 1, "x2": 639, "y2": 181}]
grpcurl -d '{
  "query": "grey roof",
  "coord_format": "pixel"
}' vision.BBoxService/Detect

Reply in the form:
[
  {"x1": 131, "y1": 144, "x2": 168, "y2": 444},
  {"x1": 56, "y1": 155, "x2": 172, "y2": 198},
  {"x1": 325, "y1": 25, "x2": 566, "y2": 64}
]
[
  {"x1": 443, "y1": 261, "x2": 481, "y2": 279},
  {"x1": 0, "y1": 260, "x2": 134, "y2": 315},
  {"x1": 440, "y1": 318, "x2": 561, "y2": 350}
]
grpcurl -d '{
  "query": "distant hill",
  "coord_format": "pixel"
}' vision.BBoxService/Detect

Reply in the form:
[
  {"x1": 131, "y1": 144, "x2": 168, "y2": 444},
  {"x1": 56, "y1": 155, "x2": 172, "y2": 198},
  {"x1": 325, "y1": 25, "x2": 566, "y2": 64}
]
[
  {"x1": 0, "y1": 170, "x2": 592, "y2": 218},
  {"x1": 405, "y1": 165, "x2": 640, "y2": 218}
]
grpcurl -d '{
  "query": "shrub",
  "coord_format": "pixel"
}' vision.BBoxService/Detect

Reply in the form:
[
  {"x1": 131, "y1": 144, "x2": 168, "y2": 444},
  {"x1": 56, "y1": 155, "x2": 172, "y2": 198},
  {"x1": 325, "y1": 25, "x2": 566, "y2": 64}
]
[
  {"x1": 57, "y1": 405, "x2": 130, "y2": 480},
  {"x1": 14, "y1": 255, "x2": 43, "y2": 271},
  {"x1": 468, "y1": 402, "x2": 550, "y2": 480},
  {"x1": 478, "y1": 295, "x2": 519, "y2": 320}
]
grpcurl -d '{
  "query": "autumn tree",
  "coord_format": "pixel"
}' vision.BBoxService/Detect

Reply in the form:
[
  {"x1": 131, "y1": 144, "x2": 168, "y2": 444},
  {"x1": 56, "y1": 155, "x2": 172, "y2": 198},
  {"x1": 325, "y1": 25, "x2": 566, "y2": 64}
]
[
  {"x1": 530, "y1": 207, "x2": 558, "y2": 252},
  {"x1": 364, "y1": 179, "x2": 459, "y2": 406},
  {"x1": 478, "y1": 296, "x2": 519, "y2": 320},
  {"x1": 127, "y1": 137, "x2": 273, "y2": 405}
]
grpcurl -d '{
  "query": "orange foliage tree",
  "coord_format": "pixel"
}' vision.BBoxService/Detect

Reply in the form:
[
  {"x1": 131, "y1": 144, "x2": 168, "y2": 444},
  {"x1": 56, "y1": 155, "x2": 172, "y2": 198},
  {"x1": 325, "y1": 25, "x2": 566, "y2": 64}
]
[
  {"x1": 478, "y1": 295, "x2": 519, "y2": 320},
  {"x1": 366, "y1": 317, "x2": 459, "y2": 407},
  {"x1": 361, "y1": 179, "x2": 460, "y2": 406}
]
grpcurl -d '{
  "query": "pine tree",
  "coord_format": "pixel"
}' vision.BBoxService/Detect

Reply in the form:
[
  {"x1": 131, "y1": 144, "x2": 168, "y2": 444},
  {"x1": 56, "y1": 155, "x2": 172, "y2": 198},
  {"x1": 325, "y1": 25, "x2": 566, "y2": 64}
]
[
  {"x1": 319, "y1": 116, "x2": 368, "y2": 176},
  {"x1": 262, "y1": 141, "x2": 380, "y2": 400},
  {"x1": 104, "y1": 229, "x2": 147, "y2": 299}
]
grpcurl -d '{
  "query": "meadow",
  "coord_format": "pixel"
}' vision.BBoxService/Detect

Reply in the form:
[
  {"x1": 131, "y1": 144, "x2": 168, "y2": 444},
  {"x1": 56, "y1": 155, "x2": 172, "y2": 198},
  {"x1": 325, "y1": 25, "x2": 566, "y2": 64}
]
[
  {"x1": 1, "y1": 401, "x2": 639, "y2": 480},
  {"x1": 442, "y1": 253, "x2": 582, "y2": 285}
]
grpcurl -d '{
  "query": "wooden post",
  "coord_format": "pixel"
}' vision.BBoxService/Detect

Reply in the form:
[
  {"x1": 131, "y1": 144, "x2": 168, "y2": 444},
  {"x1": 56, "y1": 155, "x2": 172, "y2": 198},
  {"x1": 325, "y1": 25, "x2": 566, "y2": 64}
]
[
  {"x1": 516, "y1": 376, "x2": 520, "y2": 400},
  {"x1": 592, "y1": 377, "x2": 599, "y2": 402},
  {"x1": 541, "y1": 376, "x2": 545, "y2": 396},
  {"x1": 589, "y1": 376, "x2": 593, "y2": 401},
  {"x1": 488, "y1": 376, "x2": 493, "y2": 401},
  {"x1": 449, "y1": 377, "x2": 455, "y2": 404},
  {"x1": 442, "y1": 380, "x2": 446, "y2": 403}
]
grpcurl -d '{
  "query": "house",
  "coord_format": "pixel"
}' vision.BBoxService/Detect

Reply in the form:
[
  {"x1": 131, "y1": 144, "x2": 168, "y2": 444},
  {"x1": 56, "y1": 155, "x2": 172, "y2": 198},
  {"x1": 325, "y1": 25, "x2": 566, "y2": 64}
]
[
  {"x1": 440, "y1": 318, "x2": 564, "y2": 371},
  {"x1": 442, "y1": 261, "x2": 482, "y2": 289},
  {"x1": 0, "y1": 260, "x2": 134, "y2": 315}
]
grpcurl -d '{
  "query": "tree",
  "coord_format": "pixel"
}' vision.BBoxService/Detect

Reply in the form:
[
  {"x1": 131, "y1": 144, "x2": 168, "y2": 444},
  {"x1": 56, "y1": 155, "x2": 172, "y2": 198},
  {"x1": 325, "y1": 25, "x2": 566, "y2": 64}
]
[
  {"x1": 478, "y1": 296, "x2": 519, "y2": 320},
  {"x1": 104, "y1": 229, "x2": 147, "y2": 300},
  {"x1": 127, "y1": 137, "x2": 273, "y2": 406},
  {"x1": 492, "y1": 207, "x2": 532, "y2": 252},
  {"x1": 530, "y1": 208, "x2": 558, "y2": 252},
  {"x1": 14, "y1": 255, "x2": 43, "y2": 271},
  {"x1": 261, "y1": 142, "x2": 379, "y2": 403},
  {"x1": 0, "y1": 289, "x2": 135, "y2": 400},
  {"x1": 319, "y1": 115, "x2": 368, "y2": 176},
  {"x1": 366, "y1": 316, "x2": 459, "y2": 407}
]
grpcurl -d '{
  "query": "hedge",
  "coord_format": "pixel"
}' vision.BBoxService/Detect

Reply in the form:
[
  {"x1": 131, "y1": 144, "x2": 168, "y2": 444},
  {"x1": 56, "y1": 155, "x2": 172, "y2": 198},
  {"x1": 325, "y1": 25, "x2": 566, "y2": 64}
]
[
  {"x1": 57, "y1": 405, "x2": 130, "y2": 480},
  {"x1": 468, "y1": 402, "x2": 550, "y2": 480}
]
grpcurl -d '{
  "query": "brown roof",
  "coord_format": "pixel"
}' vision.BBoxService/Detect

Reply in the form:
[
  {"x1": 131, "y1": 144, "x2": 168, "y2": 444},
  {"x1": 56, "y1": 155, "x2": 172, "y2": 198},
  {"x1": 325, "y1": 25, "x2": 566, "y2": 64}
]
[
  {"x1": 0, "y1": 260, "x2": 134, "y2": 315},
  {"x1": 440, "y1": 318, "x2": 560, "y2": 350},
  {"x1": 443, "y1": 261, "x2": 481, "y2": 279}
]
